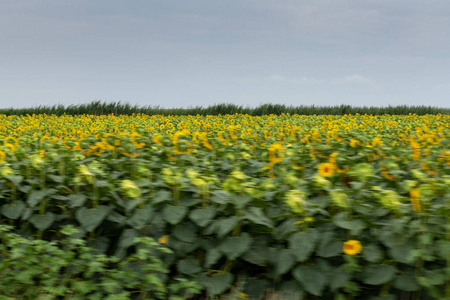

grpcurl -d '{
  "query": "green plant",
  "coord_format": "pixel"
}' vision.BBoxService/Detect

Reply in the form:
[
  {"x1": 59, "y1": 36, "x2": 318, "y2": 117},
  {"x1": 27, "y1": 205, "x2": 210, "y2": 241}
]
[
  {"x1": 0, "y1": 224, "x2": 202, "y2": 299},
  {"x1": 0, "y1": 100, "x2": 449, "y2": 116}
]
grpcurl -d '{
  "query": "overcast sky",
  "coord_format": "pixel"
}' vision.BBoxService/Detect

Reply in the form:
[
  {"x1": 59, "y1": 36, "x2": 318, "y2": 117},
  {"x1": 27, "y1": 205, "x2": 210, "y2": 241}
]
[{"x1": 1, "y1": 0, "x2": 450, "y2": 109}]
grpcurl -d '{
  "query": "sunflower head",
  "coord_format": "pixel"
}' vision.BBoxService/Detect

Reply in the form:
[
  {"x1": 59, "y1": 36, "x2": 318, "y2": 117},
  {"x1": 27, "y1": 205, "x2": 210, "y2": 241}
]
[
  {"x1": 158, "y1": 235, "x2": 169, "y2": 245},
  {"x1": 318, "y1": 162, "x2": 335, "y2": 177},
  {"x1": 269, "y1": 143, "x2": 285, "y2": 164},
  {"x1": 409, "y1": 188, "x2": 422, "y2": 212},
  {"x1": 120, "y1": 179, "x2": 141, "y2": 199},
  {"x1": 343, "y1": 240, "x2": 362, "y2": 255},
  {"x1": 284, "y1": 190, "x2": 306, "y2": 214},
  {"x1": 330, "y1": 189, "x2": 350, "y2": 209}
]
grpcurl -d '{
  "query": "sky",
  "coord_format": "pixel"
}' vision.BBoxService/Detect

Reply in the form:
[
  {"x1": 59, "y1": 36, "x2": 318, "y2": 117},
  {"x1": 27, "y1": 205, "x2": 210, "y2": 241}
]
[{"x1": 1, "y1": 0, "x2": 450, "y2": 109}]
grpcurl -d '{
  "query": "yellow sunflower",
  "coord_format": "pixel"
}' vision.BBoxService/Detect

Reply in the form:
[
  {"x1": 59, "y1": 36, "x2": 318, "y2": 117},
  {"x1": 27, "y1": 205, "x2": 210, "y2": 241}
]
[
  {"x1": 268, "y1": 143, "x2": 284, "y2": 164},
  {"x1": 158, "y1": 235, "x2": 169, "y2": 245},
  {"x1": 409, "y1": 188, "x2": 422, "y2": 212},
  {"x1": 318, "y1": 162, "x2": 335, "y2": 177},
  {"x1": 343, "y1": 240, "x2": 362, "y2": 255}
]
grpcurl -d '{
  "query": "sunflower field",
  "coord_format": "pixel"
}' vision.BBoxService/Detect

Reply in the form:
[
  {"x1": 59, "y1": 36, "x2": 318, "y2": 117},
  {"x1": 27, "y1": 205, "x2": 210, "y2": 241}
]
[{"x1": 0, "y1": 112, "x2": 449, "y2": 299}]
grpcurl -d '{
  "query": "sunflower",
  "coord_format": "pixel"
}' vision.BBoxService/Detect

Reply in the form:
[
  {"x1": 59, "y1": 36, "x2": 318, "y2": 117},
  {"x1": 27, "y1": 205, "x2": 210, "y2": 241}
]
[
  {"x1": 268, "y1": 143, "x2": 284, "y2": 164},
  {"x1": 4, "y1": 142, "x2": 16, "y2": 153},
  {"x1": 343, "y1": 240, "x2": 362, "y2": 255},
  {"x1": 153, "y1": 134, "x2": 163, "y2": 146},
  {"x1": 0, "y1": 150, "x2": 5, "y2": 162},
  {"x1": 158, "y1": 235, "x2": 169, "y2": 245},
  {"x1": 318, "y1": 162, "x2": 335, "y2": 177},
  {"x1": 409, "y1": 188, "x2": 422, "y2": 212}
]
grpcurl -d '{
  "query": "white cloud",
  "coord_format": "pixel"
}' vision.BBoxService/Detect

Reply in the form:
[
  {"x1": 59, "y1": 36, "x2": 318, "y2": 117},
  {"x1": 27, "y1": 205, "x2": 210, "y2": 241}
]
[
  {"x1": 331, "y1": 74, "x2": 374, "y2": 85},
  {"x1": 233, "y1": 74, "x2": 324, "y2": 85},
  {"x1": 234, "y1": 74, "x2": 374, "y2": 86}
]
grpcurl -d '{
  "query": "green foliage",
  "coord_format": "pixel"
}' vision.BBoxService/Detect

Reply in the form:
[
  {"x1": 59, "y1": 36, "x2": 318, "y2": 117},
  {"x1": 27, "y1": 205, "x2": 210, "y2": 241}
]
[
  {"x1": 0, "y1": 225, "x2": 202, "y2": 299},
  {"x1": 1, "y1": 100, "x2": 449, "y2": 116},
  {"x1": 0, "y1": 113, "x2": 449, "y2": 299}
]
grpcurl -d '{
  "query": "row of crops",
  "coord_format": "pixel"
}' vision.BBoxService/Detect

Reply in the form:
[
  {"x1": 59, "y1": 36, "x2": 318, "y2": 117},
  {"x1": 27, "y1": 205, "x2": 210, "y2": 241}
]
[
  {"x1": 0, "y1": 113, "x2": 449, "y2": 299},
  {"x1": 1, "y1": 100, "x2": 449, "y2": 116}
]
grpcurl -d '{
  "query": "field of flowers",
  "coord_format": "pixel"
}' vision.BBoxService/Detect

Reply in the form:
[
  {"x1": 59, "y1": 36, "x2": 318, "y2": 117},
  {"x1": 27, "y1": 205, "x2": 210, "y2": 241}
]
[{"x1": 0, "y1": 113, "x2": 449, "y2": 299}]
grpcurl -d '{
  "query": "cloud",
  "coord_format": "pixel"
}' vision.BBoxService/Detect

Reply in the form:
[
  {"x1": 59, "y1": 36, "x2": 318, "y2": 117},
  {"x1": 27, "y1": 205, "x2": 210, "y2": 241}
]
[
  {"x1": 233, "y1": 74, "x2": 324, "y2": 85},
  {"x1": 234, "y1": 74, "x2": 374, "y2": 86},
  {"x1": 331, "y1": 74, "x2": 374, "y2": 85}
]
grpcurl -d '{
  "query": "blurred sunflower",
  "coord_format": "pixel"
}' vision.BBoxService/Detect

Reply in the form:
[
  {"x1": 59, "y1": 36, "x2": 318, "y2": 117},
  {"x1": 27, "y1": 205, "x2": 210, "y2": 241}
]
[
  {"x1": 318, "y1": 162, "x2": 335, "y2": 177},
  {"x1": 343, "y1": 240, "x2": 362, "y2": 255}
]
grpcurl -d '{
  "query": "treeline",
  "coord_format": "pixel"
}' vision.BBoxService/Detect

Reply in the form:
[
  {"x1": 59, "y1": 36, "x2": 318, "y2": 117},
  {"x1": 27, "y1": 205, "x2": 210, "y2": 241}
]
[{"x1": 1, "y1": 100, "x2": 449, "y2": 116}]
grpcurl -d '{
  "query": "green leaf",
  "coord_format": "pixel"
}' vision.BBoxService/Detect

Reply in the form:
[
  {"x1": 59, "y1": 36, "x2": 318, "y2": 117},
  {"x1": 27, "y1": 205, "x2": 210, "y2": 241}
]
[
  {"x1": 107, "y1": 211, "x2": 126, "y2": 224},
  {"x1": 152, "y1": 190, "x2": 171, "y2": 204},
  {"x1": 124, "y1": 198, "x2": 143, "y2": 213},
  {"x1": 51, "y1": 195, "x2": 69, "y2": 201},
  {"x1": 204, "y1": 248, "x2": 222, "y2": 268},
  {"x1": 72, "y1": 280, "x2": 97, "y2": 294},
  {"x1": 244, "y1": 207, "x2": 273, "y2": 228},
  {"x1": 215, "y1": 216, "x2": 240, "y2": 238},
  {"x1": 173, "y1": 223, "x2": 197, "y2": 243},
  {"x1": 67, "y1": 194, "x2": 87, "y2": 208},
  {"x1": 4, "y1": 175, "x2": 24, "y2": 186},
  {"x1": 29, "y1": 212, "x2": 56, "y2": 231},
  {"x1": 163, "y1": 205, "x2": 188, "y2": 225},
  {"x1": 95, "y1": 180, "x2": 110, "y2": 188},
  {"x1": 349, "y1": 181, "x2": 365, "y2": 190},
  {"x1": 363, "y1": 265, "x2": 396, "y2": 285},
  {"x1": 332, "y1": 214, "x2": 366, "y2": 235},
  {"x1": 329, "y1": 267, "x2": 351, "y2": 291},
  {"x1": 197, "y1": 272, "x2": 234, "y2": 296},
  {"x1": 292, "y1": 265, "x2": 327, "y2": 296},
  {"x1": 1, "y1": 201, "x2": 26, "y2": 219},
  {"x1": 26, "y1": 190, "x2": 47, "y2": 207},
  {"x1": 21, "y1": 207, "x2": 33, "y2": 221},
  {"x1": 18, "y1": 185, "x2": 32, "y2": 193},
  {"x1": 274, "y1": 218, "x2": 296, "y2": 240},
  {"x1": 376, "y1": 229, "x2": 403, "y2": 248},
  {"x1": 218, "y1": 233, "x2": 252, "y2": 260},
  {"x1": 15, "y1": 270, "x2": 34, "y2": 285},
  {"x1": 210, "y1": 190, "x2": 230, "y2": 204},
  {"x1": 393, "y1": 271, "x2": 420, "y2": 292},
  {"x1": 127, "y1": 206, "x2": 154, "y2": 229},
  {"x1": 422, "y1": 269, "x2": 446, "y2": 286},
  {"x1": 275, "y1": 249, "x2": 296, "y2": 276},
  {"x1": 362, "y1": 244, "x2": 384, "y2": 263},
  {"x1": 317, "y1": 232, "x2": 342, "y2": 258},
  {"x1": 75, "y1": 205, "x2": 112, "y2": 232},
  {"x1": 388, "y1": 243, "x2": 415, "y2": 264},
  {"x1": 231, "y1": 194, "x2": 251, "y2": 210},
  {"x1": 189, "y1": 206, "x2": 216, "y2": 227},
  {"x1": 288, "y1": 228, "x2": 319, "y2": 262},
  {"x1": 48, "y1": 174, "x2": 64, "y2": 183},
  {"x1": 117, "y1": 228, "x2": 140, "y2": 249},
  {"x1": 241, "y1": 239, "x2": 269, "y2": 266},
  {"x1": 177, "y1": 257, "x2": 202, "y2": 275},
  {"x1": 169, "y1": 237, "x2": 200, "y2": 256},
  {"x1": 86, "y1": 236, "x2": 110, "y2": 255},
  {"x1": 179, "y1": 195, "x2": 201, "y2": 207},
  {"x1": 436, "y1": 240, "x2": 450, "y2": 260}
]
